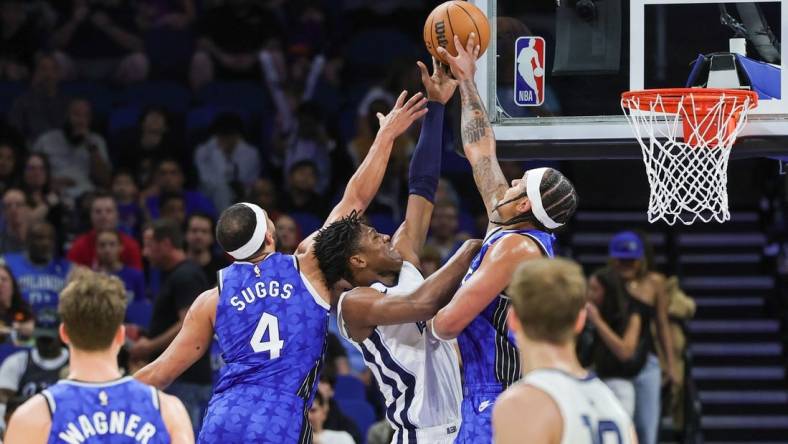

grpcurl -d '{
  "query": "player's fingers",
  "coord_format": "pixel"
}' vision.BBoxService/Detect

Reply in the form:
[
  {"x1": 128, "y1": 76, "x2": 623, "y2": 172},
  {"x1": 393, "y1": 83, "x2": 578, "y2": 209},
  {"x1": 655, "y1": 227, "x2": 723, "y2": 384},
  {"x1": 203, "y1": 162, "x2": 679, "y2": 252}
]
[
  {"x1": 436, "y1": 46, "x2": 451, "y2": 62},
  {"x1": 473, "y1": 44, "x2": 481, "y2": 59},
  {"x1": 394, "y1": 90, "x2": 408, "y2": 109},
  {"x1": 416, "y1": 61, "x2": 430, "y2": 82},
  {"x1": 376, "y1": 112, "x2": 385, "y2": 122},
  {"x1": 409, "y1": 97, "x2": 429, "y2": 116},
  {"x1": 403, "y1": 92, "x2": 425, "y2": 110},
  {"x1": 411, "y1": 107, "x2": 429, "y2": 121},
  {"x1": 431, "y1": 56, "x2": 439, "y2": 75},
  {"x1": 453, "y1": 35, "x2": 466, "y2": 57},
  {"x1": 466, "y1": 32, "x2": 477, "y2": 53}
]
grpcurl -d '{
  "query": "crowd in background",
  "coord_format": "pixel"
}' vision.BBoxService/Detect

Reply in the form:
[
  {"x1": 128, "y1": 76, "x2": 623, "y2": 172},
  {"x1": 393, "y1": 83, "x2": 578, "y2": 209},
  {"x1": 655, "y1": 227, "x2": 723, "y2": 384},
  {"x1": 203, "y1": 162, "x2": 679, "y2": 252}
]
[{"x1": 0, "y1": 1, "x2": 707, "y2": 444}]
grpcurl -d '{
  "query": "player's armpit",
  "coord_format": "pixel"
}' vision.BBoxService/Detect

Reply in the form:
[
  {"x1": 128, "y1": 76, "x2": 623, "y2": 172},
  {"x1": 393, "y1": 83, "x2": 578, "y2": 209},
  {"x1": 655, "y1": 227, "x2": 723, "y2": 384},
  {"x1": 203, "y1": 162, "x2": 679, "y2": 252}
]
[
  {"x1": 134, "y1": 288, "x2": 218, "y2": 390},
  {"x1": 4, "y1": 394, "x2": 51, "y2": 444},
  {"x1": 432, "y1": 235, "x2": 542, "y2": 340},
  {"x1": 160, "y1": 392, "x2": 195, "y2": 444},
  {"x1": 493, "y1": 385, "x2": 562, "y2": 444}
]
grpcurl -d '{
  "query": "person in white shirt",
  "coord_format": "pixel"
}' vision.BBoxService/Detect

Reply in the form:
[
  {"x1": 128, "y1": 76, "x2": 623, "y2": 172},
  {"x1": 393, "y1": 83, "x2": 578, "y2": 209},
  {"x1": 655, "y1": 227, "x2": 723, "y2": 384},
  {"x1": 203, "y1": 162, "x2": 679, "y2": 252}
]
[
  {"x1": 309, "y1": 392, "x2": 355, "y2": 444},
  {"x1": 493, "y1": 258, "x2": 637, "y2": 444}
]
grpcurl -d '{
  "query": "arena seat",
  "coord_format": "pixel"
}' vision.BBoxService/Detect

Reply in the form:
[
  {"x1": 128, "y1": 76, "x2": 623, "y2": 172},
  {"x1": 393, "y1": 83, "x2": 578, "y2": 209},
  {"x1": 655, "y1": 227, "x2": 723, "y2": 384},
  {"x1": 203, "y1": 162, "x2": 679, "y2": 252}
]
[
  {"x1": 289, "y1": 212, "x2": 323, "y2": 237},
  {"x1": 367, "y1": 213, "x2": 398, "y2": 235},
  {"x1": 196, "y1": 81, "x2": 272, "y2": 116},
  {"x1": 61, "y1": 81, "x2": 113, "y2": 117},
  {"x1": 334, "y1": 398, "x2": 376, "y2": 443},
  {"x1": 334, "y1": 374, "x2": 366, "y2": 401},
  {"x1": 126, "y1": 300, "x2": 153, "y2": 329},
  {"x1": 108, "y1": 105, "x2": 142, "y2": 134},
  {"x1": 120, "y1": 81, "x2": 192, "y2": 115},
  {"x1": 0, "y1": 81, "x2": 26, "y2": 115}
]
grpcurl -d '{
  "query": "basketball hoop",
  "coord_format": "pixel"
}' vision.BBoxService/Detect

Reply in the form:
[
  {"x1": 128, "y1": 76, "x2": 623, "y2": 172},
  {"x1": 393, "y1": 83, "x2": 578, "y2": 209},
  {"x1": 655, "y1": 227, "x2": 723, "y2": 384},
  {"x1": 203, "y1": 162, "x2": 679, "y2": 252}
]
[{"x1": 621, "y1": 88, "x2": 758, "y2": 225}]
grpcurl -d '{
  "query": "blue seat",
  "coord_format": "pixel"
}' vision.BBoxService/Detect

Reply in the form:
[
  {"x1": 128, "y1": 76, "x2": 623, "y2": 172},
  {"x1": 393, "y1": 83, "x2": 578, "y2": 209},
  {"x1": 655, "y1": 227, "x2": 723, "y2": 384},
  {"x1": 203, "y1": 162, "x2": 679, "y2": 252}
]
[
  {"x1": 120, "y1": 81, "x2": 192, "y2": 114},
  {"x1": 61, "y1": 81, "x2": 113, "y2": 116},
  {"x1": 334, "y1": 375, "x2": 366, "y2": 401},
  {"x1": 126, "y1": 300, "x2": 153, "y2": 329},
  {"x1": 290, "y1": 212, "x2": 322, "y2": 237},
  {"x1": 196, "y1": 81, "x2": 272, "y2": 116},
  {"x1": 0, "y1": 81, "x2": 26, "y2": 114},
  {"x1": 334, "y1": 398, "x2": 376, "y2": 442},
  {"x1": 108, "y1": 105, "x2": 142, "y2": 134},
  {"x1": 368, "y1": 213, "x2": 398, "y2": 235},
  {"x1": 144, "y1": 27, "x2": 194, "y2": 78}
]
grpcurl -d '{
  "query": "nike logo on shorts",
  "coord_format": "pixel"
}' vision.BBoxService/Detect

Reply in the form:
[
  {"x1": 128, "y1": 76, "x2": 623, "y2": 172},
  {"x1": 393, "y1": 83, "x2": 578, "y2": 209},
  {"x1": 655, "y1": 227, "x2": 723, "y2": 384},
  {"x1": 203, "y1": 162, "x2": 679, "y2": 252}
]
[{"x1": 478, "y1": 400, "x2": 492, "y2": 412}]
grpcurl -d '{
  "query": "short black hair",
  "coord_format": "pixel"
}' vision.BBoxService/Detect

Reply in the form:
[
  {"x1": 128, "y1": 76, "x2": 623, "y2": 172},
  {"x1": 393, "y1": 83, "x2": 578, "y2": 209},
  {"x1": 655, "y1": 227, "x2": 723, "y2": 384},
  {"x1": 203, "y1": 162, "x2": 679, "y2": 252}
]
[
  {"x1": 213, "y1": 112, "x2": 244, "y2": 136},
  {"x1": 289, "y1": 159, "x2": 318, "y2": 176},
  {"x1": 188, "y1": 211, "x2": 215, "y2": 231},
  {"x1": 158, "y1": 191, "x2": 185, "y2": 211},
  {"x1": 537, "y1": 168, "x2": 578, "y2": 231},
  {"x1": 216, "y1": 203, "x2": 263, "y2": 257},
  {"x1": 312, "y1": 211, "x2": 364, "y2": 287},
  {"x1": 149, "y1": 219, "x2": 184, "y2": 250}
]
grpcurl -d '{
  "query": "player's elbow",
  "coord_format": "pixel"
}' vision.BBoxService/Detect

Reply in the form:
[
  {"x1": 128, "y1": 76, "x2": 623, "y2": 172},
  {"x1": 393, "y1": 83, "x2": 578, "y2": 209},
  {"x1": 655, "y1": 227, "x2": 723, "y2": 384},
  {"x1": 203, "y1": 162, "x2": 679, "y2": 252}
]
[{"x1": 432, "y1": 311, "x2": 462, "y2": 340}]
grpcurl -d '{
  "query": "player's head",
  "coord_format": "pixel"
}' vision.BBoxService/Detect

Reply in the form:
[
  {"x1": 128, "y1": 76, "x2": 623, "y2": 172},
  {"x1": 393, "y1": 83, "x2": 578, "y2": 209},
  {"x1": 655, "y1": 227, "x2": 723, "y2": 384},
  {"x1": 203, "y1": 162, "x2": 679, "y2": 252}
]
[
  {"x1": 313, "y1": 211, "x2": 402, "y2": 288},
  {"x1": 608, "y1": 231, "x2": 647, "y2": 280},
  {"x1": 506, "y1": 257, "x2": 587, "y2": 346},
  {"x1": 216, "y1": 202, "x2": 275, "y2": 261},
  {"x1": 58, "y1": 268, "x2": 127, "y2": 354},
  {"x1": 491, "y1": 167, "x2": 577, "y2": 233}
]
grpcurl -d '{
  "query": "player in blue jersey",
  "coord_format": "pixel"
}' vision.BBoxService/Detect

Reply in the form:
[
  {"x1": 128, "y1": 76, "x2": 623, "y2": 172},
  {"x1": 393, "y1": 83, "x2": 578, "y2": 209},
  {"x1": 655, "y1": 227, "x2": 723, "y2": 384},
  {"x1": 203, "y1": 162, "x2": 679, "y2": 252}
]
[
  {"x1": 433, "y1": 34, "x2": 579, "y2": 443},
  {"x1": 134, "y1": 91, "x2": 429, "y2": 443},
  {"x1": 4, "y1": 268, "x2": 193, "y2": 443}
]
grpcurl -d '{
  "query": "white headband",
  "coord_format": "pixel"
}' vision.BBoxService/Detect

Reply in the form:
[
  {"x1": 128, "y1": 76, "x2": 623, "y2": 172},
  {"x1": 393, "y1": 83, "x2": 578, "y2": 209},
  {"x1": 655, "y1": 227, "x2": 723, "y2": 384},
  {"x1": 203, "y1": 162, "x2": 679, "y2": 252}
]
[
  {"x1": 526, "y1": 168, "x2": 563, "y2": 230},
  {"x1": 228, "y1": 203, "x2": 268, "y2": 260}
]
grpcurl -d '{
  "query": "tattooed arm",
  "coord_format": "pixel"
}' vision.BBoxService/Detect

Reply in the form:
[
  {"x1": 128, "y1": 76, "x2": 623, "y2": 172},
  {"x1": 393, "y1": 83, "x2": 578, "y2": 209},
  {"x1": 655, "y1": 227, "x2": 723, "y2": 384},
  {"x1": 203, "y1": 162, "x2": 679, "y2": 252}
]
[{"x1": 439, "y1": 35, "x2": 508, "y2": 217}]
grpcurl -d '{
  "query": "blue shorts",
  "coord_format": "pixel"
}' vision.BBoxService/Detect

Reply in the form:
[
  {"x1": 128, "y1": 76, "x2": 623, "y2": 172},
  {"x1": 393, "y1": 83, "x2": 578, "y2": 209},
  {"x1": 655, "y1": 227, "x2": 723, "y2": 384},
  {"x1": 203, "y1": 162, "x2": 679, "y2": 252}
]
[
  {"x1": 455, "y1": 392, "x2": 498, "y2": 444},
  {"x1": 198, "y1": 385, "x2": 309, "y2": 443}
]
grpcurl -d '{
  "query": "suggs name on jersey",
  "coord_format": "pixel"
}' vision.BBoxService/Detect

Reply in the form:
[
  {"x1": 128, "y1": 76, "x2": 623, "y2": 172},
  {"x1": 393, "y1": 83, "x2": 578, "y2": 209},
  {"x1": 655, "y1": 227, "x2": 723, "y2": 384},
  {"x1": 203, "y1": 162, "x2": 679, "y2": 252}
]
[{"x1": 230, "y1": 280, "x2": 294, "y2": 311}]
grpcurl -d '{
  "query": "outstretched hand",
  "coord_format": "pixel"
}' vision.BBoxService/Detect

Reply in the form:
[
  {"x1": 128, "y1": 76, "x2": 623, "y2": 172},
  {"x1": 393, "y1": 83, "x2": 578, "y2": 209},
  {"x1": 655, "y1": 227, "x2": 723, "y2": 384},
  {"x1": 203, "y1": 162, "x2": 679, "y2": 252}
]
[
  {"x1": 437, "y1": 32, "x2": 481, "y2": 81},
  {"x1": 417, "y1": 57, "x2": 459, "y2": 105},
  {"x1": 377, "y1": 91, "x2": 429, "y2": 139}
]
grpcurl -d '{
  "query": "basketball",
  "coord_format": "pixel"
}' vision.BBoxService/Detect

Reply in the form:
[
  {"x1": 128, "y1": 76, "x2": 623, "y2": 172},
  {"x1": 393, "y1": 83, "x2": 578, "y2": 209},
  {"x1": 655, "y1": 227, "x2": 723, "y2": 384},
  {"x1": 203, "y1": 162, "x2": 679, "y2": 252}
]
[{"x1": 424, "y1": 1, "x2": 490, "y2": 65}]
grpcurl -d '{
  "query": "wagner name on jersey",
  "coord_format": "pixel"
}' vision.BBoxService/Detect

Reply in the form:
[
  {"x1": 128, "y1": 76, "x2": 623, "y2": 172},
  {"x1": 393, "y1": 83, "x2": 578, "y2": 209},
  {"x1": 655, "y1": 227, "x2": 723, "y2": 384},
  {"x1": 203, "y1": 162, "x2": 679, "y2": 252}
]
[
  {"x1": 337, "y1": 261, "x2": 463, "y2": 442},
  {"x1": 523, "y1": 369, "x2": 634, "y2": 444}
]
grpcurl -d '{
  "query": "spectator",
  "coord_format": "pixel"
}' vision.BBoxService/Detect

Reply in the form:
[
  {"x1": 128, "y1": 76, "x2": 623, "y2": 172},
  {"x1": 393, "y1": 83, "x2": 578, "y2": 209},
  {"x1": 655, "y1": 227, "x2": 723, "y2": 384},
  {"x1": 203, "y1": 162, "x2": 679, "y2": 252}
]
[
  {"x1": 0, "y1": 308, "x2": 68, "y2": 431},
  {"x1": 418, "y1": 244, "x2": 442, "y2": 278},
  {"x1": 586, "y1": 267, "x2": 648, "y2": 418},
  {"x1": 32, "y1": 98, "x2": 112, "y2": 201},
  {"x1": 0, "y1": 142, "x2": 22, "y2": 197},
  {"x1": 50, "y1": 0, "x2": 148, "y2": 84},
  {"x1": 367, "y1": 420, "x2": 395, "y2": 444},
  {"x1": 8, "y1": 54, "x2": 71, "y2": 143},
  {"x1": 131, "y1": 219, "x2": 211, "y2": 431},
  {"x1": 0, "y1": 264, "x2": 33, "y2": 343},
  {"x1": 285, "y1": 103, "x2": 334, "y2": 195},
  {"x1": 3, "y1": 221, "x2": 71, "y2": 314},
  {"x1": 111, "y1": 169, "x2": 144, "y2": 238},
  {"x1": 309, "y1": 392, "x2": 356, "y2": 444},
  {"x1": 0, "y1": 189, "x2": 31, "y2": 255},
  {"x1": 95, "y1": 228, "x2": 145, "y2": 303},
  {"x1": 317, "y1": 372, "x2": 363, "y2": 444},
  {"x1": 281, "y1": 160, "x2": 329, "y2": 217},
  {"x1": 426, "y1": 200, "x2": 470, "y2": 262},
  {"x1": 184, "y1": 213, "x2": 228, "y2": 287},
  {"x1": 189, "y1": 0, "x2": 284, "y2": 89},
  {"x1": 247, "y1": 177, "x2": 280, "y2": 219},
  {"x1": 274, "y1": 214, "x2": 300, "y2": 255},
  {"x1": 159, "y1": 192, "x2": 187, "y2": 227},
  {"x1": 0, "y1": 0, "x2": 38, "y2": 81},
  {"x1": 144, "y1": 159, "x2": 216, "y2": 221},
  {"x1": 194, "y1": 112, "x2": 261, "y2": 211},
  {"x1": 21, "y1": 153, "x2": 65, "y2": 246},
  {"x1": 67, "y1": 192, "x2": 143, "y2": 270},
  {"x1": 115, "y1": 107, "x2": 183, "y2": 190}
]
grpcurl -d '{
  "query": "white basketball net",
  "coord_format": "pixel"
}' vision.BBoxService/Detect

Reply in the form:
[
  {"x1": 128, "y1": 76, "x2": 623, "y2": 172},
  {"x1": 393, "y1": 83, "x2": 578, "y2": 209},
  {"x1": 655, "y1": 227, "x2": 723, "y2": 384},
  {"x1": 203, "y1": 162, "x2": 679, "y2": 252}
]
[{"x1": 621, "y1": 91, "x2": 755, "y2": 225}]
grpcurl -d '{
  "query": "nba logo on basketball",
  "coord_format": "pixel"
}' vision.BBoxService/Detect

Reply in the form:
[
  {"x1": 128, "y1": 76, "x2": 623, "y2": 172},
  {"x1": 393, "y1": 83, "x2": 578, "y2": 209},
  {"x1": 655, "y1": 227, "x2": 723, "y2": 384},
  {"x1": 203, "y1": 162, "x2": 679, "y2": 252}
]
[{"x1": 514, "y1": 36, "x2": 546, "y2": 106}]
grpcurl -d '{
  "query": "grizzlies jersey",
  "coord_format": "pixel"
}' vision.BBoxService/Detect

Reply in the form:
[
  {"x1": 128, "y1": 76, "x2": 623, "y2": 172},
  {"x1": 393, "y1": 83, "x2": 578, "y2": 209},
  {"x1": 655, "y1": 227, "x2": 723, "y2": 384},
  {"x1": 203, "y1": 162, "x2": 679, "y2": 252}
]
[
  {"x1": 523, "y1": 369, "x2": 634, "y2": 444},
  {"x1": 458, "y1": 228, "x2": 554, "y2": 390},
  {"x1": 42, "y1": 377, "x2": 169, "y2": 444},
  {"x1": 3, "y1": 253, "x2": 71, "y2": 314},
  {"x1": 337, "y1": 262, "x2": 462, "y2": 443},
  {"x1": 201, "y1": 253, "x2": 329, "y2": 443}
]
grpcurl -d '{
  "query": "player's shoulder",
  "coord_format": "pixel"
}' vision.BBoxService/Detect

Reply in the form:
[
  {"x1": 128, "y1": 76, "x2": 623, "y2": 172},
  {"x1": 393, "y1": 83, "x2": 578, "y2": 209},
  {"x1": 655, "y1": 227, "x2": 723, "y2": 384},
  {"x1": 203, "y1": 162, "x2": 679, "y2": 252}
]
[
  {"x1": 494, "y1": 383, "x2": 562, "y2": 442},
  {"x1": 489, "y1": 231, "x2": 543, "y2": 260},
  {"x1": 9, "y1": 393, "x2": 51, "y2": 428}
]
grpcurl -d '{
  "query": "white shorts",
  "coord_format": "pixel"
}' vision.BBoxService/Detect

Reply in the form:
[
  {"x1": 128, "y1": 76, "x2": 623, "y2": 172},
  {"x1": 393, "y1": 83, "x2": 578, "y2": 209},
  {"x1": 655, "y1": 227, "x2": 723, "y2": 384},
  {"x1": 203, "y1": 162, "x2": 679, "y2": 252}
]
[{"x1": 391, "y1": 422, "x2": 460, "y2": 444}]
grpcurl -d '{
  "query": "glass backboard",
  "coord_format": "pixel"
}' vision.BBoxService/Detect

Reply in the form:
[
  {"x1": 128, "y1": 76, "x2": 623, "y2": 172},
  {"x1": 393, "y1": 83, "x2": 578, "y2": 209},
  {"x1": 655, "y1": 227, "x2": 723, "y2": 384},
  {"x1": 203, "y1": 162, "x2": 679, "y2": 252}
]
[{"x1": 474, "y1": 0, "x2": 788, "y2": 159}]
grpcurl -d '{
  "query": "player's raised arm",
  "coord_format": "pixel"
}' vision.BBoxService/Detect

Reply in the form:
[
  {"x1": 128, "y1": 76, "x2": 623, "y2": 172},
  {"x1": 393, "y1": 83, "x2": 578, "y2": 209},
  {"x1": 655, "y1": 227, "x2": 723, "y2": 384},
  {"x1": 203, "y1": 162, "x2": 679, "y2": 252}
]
[
  {"x1": 438, "y1": 33, "x2": 508, "y2": 218},
  {"x1": 340, "y1": 239, "x2": 480, "y2": 342},
  {"x1": 392, "y1": 58, "x2": 457, "y2": 266},
  {"x1": 134, "y1": 288, "x2": 218, "y2": 389},
  {"x1": 432, "y1": 234, "x2": 542, "y2": 340}
]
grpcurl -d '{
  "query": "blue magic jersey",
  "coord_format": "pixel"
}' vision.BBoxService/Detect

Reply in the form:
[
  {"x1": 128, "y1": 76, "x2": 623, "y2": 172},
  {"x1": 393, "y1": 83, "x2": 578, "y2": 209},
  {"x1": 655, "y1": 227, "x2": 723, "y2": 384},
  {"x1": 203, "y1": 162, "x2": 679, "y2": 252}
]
[
  {"x1": 457, "y1": 228, "x2": 555, "y2": 390},
  {"x1": 201, "y1": 253, "x2": 329, "y2": 443},
  {"x1": 42, "y1": 377, "x2": 169, "y2": 444},
  {"x1": 3, "y1": 253, "x2": 71, "y2": 314}
]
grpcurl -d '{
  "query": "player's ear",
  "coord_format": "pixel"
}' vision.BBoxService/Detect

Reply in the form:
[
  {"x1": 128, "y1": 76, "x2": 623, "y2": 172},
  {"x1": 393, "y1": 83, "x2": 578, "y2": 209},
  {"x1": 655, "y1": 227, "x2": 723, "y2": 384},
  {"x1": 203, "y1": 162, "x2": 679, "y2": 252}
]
[
  {"x1": 59, "y1": 323, "x2": 70, "y2": 345},
  {"x1": 506, "y1": 307, "x2": 522, "y2": 335},
  {"x1": 349, "y1": 254, "x2": 366, "y2": 269},
  {"x1": 265, "y1": 230, "x2": 275, "y2": 248},
  {"x1": 114, "y1": 324, "x2": 126, "y2": 348},
  {"x1": 574, "y1": 308, "x2": 587, "y2": 334},
  {"x1": 517, "y1": 197, "x2": 532, "y2": 215}
]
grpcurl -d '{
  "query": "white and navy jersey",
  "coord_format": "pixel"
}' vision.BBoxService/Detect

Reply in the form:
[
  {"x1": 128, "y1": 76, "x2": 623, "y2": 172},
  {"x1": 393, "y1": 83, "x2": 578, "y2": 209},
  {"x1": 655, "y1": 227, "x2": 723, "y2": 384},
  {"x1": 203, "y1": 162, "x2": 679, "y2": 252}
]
[
  {"x1": 42, "y1": 377, "x2": 169, "y2": 444},
  {"x1": 337, "y1": 261, "x2": 463, "y2": 442},
  {"x1": 523, "y1": 369, "x2": 634, "y2": 444}
]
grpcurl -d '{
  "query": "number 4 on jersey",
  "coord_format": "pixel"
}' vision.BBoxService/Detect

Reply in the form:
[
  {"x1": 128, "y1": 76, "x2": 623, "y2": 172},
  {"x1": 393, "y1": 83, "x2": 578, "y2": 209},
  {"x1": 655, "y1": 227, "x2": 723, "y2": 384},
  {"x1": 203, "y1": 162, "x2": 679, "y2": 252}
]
[{"x1": 250, "y1": 312, "x2": 285, "y2": 359}]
